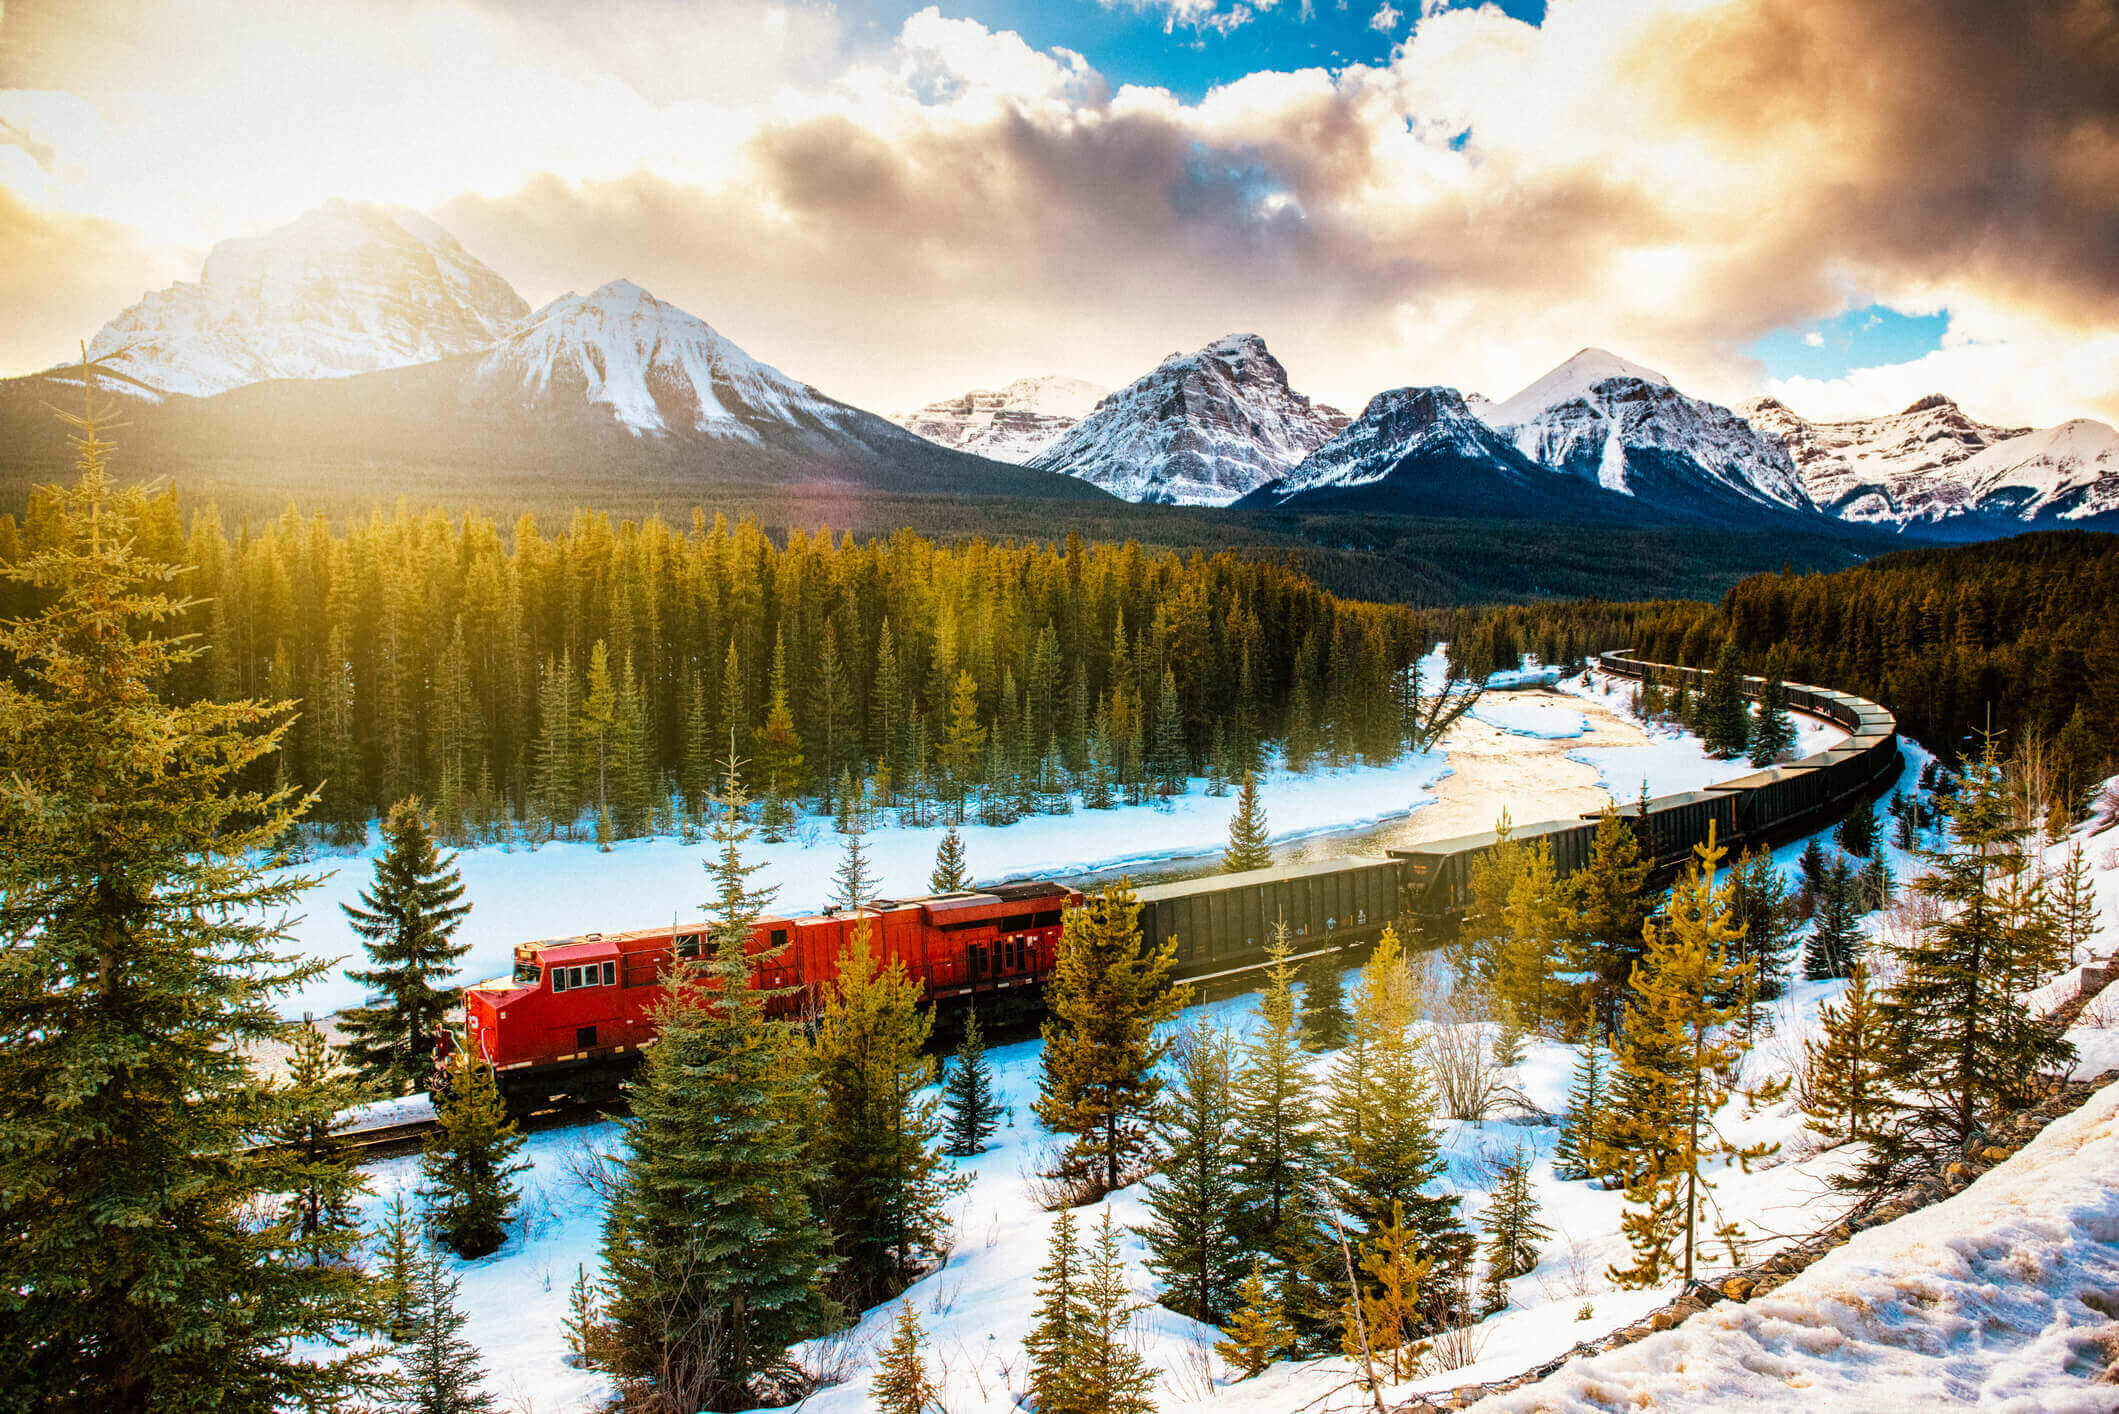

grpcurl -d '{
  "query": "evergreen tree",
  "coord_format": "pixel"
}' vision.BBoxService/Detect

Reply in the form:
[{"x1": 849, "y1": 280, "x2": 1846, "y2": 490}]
[
  {"x1": 578, "y1": 639, "x2": 619, "y2": 827},
  {"x1": 1725, "y1": 847, "x2": 1798, "y2": 1015},
  {"x1": 939, "y1": 671, "x2": 987, "y2": 824},
  {"x1": 831, "y1": 818, "x2": 877, "y2": 913},
  {"x1": 750, "y1": 628, "x2": 807, "y2": 801},
  {"x1": 1079, "y1": 1211, "x2": 1159, "y2": 1414},
  {"x1": 1151, "y1": 664, "x2": 1186, "y2": 798},
  {"x1": 0, "y1": 372, "x2": 374, "y2": 1408},
  {"x1": 1222, "y1": 771, "x2": 1272, "y2": 872},
  {"x1": 943, "y1": 1007, "x2": 1002, "y2": 1156},
  {"x1": 1795, "y1": 835, "x2": 1832, "y2": 917},
  {"x1": 1298, "y1": 956, "x2": 1351, "y2": 1052},
  {"x1": 1035, "y1": 881, "x2": 1183, "y2": 1196},
  {"x1": 393, "y1": 1254, "x2": 497, "y2": 1414},
  {"x1": 419, "y1": 1049, "x2": 528, "y2": 1259},
  {"x1": 1890, "y1": 789, "x2": 1920, "y2": 850},
  {"x1": 1025, "y1": 1210, "x2": 1090, "y2": 1414},
  {"x1": 373, "y1": 1190, "x2": 424, "y2": 1342},
  {"x1": 532, "y1": 650, "x2": 577, "y2": 838},
  {"x1": 1216, "y1": 1262, "x2": 1291, "y2": 1379},
  {"x1": 340, "y1": 797, "x2": 473, "y2": 1095},
  {"x1": 1478, "y1": 1145, "x2": 1549, "y2": 1314},
  {"x1": 2050, "y1": 842, "x2": 2098, "y2": 965},
  {"x1": 600, "y1": 763, "x2": 829, "y2": 1411},
  {"x1": 1869, "y1": 738, "x2": 2074, "y2": 1181},
  {"x1": 873, "y1": 1302, "x2": 937, "y2": 1414},
  {"x1": 1138, "y1": 1025, "x2": 1243, "y2": 1323},
  {"x1": 564, "y1": 1263, "x2": 605, "y2": 1370},
  {"x1": 1551, "y1": 1045, "x2": 1608, "y2": 1183},
  {"x1": 1747, "y1": 675, "x2": 1796, "y2": 767},
  {"x1": 1699, "y1": 640, "x2": 1751, "y2": 759},
  {"x1": 1803, "y1": 857, "x2": 1862, "y2": 980},
  {"x1": 274, "y1": 1018, "x2": 371, "y2": 1268},
  {"x1": 1348, "y1": 1201, "x2": 1431, "y2": 1382},
  {"x1": 1565, "y1": 807, "x2": 1653, "y2": 1041},
  {"x1": 930, "y1": 824, "x2": 972, "y2": 893},
  {"x1": 1835, "y1": 803, "x2": 1877, "y2": 857},
  {"x1": 1802, "y1": 961, "x2": 1884, "y2": 1146},
  {"x1": 1857, "y1": 854, "x2": 1895, "y2": 913},
  {"x1": 1590, "y1": 827, "x2": 1772, "y2": 1288},
  {"x1": 1231, "y1": 932, "x2": 1324, "y2": 1259},
  {"x1": 812, "y1": 917, "x2": 960, "y2": 1307},
  {"x1": 1497, "y1": 837, "x2": 1570, "y2": 1035}
]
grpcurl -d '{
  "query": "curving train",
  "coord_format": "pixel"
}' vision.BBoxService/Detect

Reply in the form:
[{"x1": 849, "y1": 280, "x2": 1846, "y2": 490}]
[{"x1": 454, "y1": 650, "x2": 1901, "y2": 1114}]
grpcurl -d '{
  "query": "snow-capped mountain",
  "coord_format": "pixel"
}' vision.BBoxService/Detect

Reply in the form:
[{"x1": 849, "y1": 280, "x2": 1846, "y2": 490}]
[
  {"x1": 1479, "y1": 348, "x2": 1812, "y2": 513},
  {"x1": 1740, "y1": 394, "x2": 2033, "y2": 524},
  {"x1": 1030, "y1": 334, "x2": 1348, "y2": 505},
  {"x1": 1242, "y1": 386, "x2": 1548, "y2": 507},
  {"x1": 469, "y1": 280, "x2": 851, "y2": 441},
  {"x1": 87, "y1": 200, "x2": 527, "y2": 397},
  {"x1": 893, "y1": 376, "x2": 1108, "y2": 463}
]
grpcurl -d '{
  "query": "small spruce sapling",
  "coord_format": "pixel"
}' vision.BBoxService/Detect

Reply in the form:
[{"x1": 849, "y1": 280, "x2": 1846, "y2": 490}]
[
  {"x1": 943, "y1": 1008, "x2": 1002, "y2": 1157},
  {"x1": 1298, "y1": 957, "x2": 1351, "y2": 1052},
  {"x1": 1216, "y1": 1261, "x2": 1290, "y2": 1380},
  {"x1": 874, "y1": 1302, "x2": 938, "y2": 1414},
  {"x1": 418, "y1": 1049, "x2": 529, "y2": 1259}
]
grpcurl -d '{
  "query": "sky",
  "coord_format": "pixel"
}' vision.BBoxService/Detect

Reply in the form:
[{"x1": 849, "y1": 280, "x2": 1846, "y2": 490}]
[{"x1": 2, "y1": 0, "x2": 2117, "y2": 427}]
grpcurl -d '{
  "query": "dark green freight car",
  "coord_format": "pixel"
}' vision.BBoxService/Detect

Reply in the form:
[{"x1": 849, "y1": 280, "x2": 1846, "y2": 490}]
[{"x1": 1135, "y1": 855, "x2": 1405, "y2": 981}]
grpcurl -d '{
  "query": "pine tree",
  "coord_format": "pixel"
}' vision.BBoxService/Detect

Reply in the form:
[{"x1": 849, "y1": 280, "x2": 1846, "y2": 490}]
[
  {"x1": 2050, "y1": 841, "x2": 2098, "y2": 965},
  {"x1": 1232, "y1": 931, "x2": 1324, "y2": 1259},
  {"x1": 812, "y1": 917, "x2": 961, "y2": 1307},
  {"x1": 1298, "y1": 956, "x2": 1351, "y2": 1052},
  {"x1": 373, "y1": 1190, "x2": 424, "y2": 1342},
  {"x1": 1700, "y1": 639, "x2": 1751, "y2": 760},
  {"x1": 1857, "y1": 854, "x2": 1895, "y2": 913},
  {"x1": 873, "y1": 1302, "x2": 937, "y2": 1414},
  {"x1": 1590, "y1": 826, "x2": 1773, "y2": 1288},
  {"x1": 578, "y1": 638, "x2": 619, "y2": 827},
  {"x1": 599, "y1": 762, "x2": 829, "y2": 1411},
  {"x1": 831, "y1": 818, "x2": 877, "y2": 913},
  {"x1": 939, "y1": 670, "x2": 986, "y2": 825},
  {"x1": 1803, "y1": 857, "x2": 1862, "y2": 980},
  {"x1": 1803, "y1": 961, "x2": 1884, "y2": 1145},
  {"x1": 1138, "y1": 1025, "x2": 1243, "y2": 1323},
  {"x1": 393, "y1": 1254, "x2": 497, "y2": 1414},
  {"x1": 1223, "y1": 771, "x2": 1272, "y2": 872},
  {"x1": 1725, "y1": 847, "x2": 1797, "y2": 1015},
  {"x1": 274, "y1": 1018, "x2": 371, "y2": 1268},
  {"x1": 1151, "y1": 664, "x2": 1186, "y2": 798},
  {"x1": 1747, "y1": 675, "x2": 1796, "y2": 767},
  {"x1": 750, "y1": 627, "x2": 807, "y2": 802},
  {"x1": 930, "y1": 824, "x2": 972, "y2": 893},
  {"x1": 564, "y1": 1264, "x2": 605, "y2": 1370},
  {"x1": 1552, "y1": 1045, "x2": 1608, "y2": 1183},
  {"x1": 1835, "y1": 802, "x2": 1877, "y2": 857},
  {"x1": 1497, "y1": 837, "x2": 1570, "y2": 1035},
  {"x1": 1478, "y1": 1145, "x2": 1549, "y2": 1313},
  {"x1": 1795, "y1": 834, "x2": 1832, "y2": 917},
  {"x1": 1025, "y1": 1210, "x2": 1090, "y2": 1414},
  {"x1": 532, "y1": 650, "x2": 577, "y2": 838},
  {"x1": 0, "y1": 369, "x2": 374, "y2": 1407},
  {"x1": 1035, "y1": 881, "x2": 1183, "y2": 1196},
  {"x1": 1349, "y1": 1201, "x2": 1432, "y2": 1382},
  {"x1": 419, "y1": 1049, "x2": 528, "y2": 1259},
  {"x1": 1079, "y1": 1211, "x2": 1158, "y2": 1414},
  {"x1": 943, "y1": 1007, "x2": 1002, "y2": 1156},
  {"x1": 339, "y1": 797, "x2": 473, "y2": 1095},
  {"x1": 1565, "y1": 807, "x2": 1653, "y2": 1042},
  {"x1": 1216, "y1": 1261, "x2": 1291, "y2": 1379},
  {"x1": 1869, "y1": 738, "x2": 2074, "y2": 1181}
]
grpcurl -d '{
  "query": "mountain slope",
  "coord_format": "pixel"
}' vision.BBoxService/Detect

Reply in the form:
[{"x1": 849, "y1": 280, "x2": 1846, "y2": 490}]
[
  {"x1": 1030, "y1": 334, "x2": 1347, "y2": 505},
  {"x1": 86, "y1": 200, "x2": 528, "y2": 397},
  {"x1": 893, "y1": 376, "x2": 1107, "y2": 463},
  {"x1": 1740, "y1": 394, "x2": 2036, "y2": 526},
  {"x1": 1480, "y1": 348, "x2": 1813, "y2": 515}
]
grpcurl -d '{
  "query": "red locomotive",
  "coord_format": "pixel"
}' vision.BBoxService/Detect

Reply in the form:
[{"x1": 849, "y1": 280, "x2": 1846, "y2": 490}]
[{"x1": 457, "y1": 881, "x2": 1078, "y2": 1112}]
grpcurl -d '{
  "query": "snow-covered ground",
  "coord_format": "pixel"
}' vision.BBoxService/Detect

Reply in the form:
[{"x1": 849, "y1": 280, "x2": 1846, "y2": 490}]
[
  {"x1": 357, "y1": 722, "x2": 2119, "y2": 1413},
  {"x1": 1554, "y1": 671, "x2": 1847, "y2": 801},
  {"x1": 1469, "y1": 697, "x2": 1588, "y2": 740}
]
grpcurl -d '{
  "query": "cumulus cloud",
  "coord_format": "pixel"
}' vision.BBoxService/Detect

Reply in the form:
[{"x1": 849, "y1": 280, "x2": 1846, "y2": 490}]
[
  {"x1": 1370, "y1": 4, "x2": 1402, "y2": 34},
  {"x1": 3, "y1": 0, "x2": 2116, "y2": 425}
]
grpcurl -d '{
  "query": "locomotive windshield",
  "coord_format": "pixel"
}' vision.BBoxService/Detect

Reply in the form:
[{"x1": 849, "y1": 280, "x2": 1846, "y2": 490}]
[{"x1": 513, "y1": 958, "x2": 540, "y2": 985}]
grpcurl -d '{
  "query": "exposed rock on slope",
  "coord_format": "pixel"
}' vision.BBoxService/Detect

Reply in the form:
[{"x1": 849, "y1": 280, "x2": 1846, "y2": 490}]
[{"x1": 893, "y1": 376, "x2": 1108, "y2": 463}]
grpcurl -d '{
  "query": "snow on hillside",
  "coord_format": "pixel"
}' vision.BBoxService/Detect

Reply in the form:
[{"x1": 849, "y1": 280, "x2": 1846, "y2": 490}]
[
  {"x1": 893, "y1": 376, "x2": 1108, "y2": 462},
  {"x1": 360, "y1": 727, "x2": 2119, "y2": 1413},
  {"x1": 1469, "y1": 697, "x2": 1589, "y2": 740},
  {"x1": 468, "y1": 279, "x2": 845, "y2": 439},
  {"x1": 1741, "y1": 393, "x2": 2030, "y2": 524},
  {"x1": 1555, "y1": 671, "x2": 1846, "y2": 798},
  {"x1": 1030, "y1": 334, "x2": 1347, "y2": 505},
  {"x1": 1247, "y1": 385, "x2": 1540, "y2": 504},
  {"x1": 1941, "y1": 418, "x2": 2119, "y2": 522},
  {"x1": 1479, "y1": 348, "x2": 1672, "y2": 430},
  {"x1": 86, "y1": 199, "x2": 527, "y2": 397}
]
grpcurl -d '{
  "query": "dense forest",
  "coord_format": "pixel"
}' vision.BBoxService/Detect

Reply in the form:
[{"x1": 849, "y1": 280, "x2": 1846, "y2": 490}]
[
  {"x1": 1477, "y1": 531, "x2": 2119, "y2": 807},
  {"x1": 0, "y1": 488, "x2": 1447, "y2": 846}
]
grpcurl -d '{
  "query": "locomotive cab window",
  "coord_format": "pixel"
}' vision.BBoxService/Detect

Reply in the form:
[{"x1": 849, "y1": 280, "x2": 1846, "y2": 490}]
[
  {"x1": 551, "y1": 967, "x2": 567, "y2": 992},
  {"x1": 602, "y1": 961, "x2": 616, "y2": 986},
  {"x1": 676, "y1": 933, "x2": 702, "y2": 958},
  {"x1": 514, "y1": 959, "x2": 539, "y2": 985}
]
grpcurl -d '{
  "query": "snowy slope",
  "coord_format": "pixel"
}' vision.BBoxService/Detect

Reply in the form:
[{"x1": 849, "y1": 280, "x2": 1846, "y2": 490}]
[
  {"x1": 86, "y1": 200, "x2": 527, "y2": 397},
  {"x1": 468, "y1": 279, "x2": 849, "y2": 440},
  {"x1": 893, "y1": 376, "x2": 1108, "y2": 463},
  {"x1": 1030, "y1": 334, "x2": 1348, "y2": 505},
  {"x1": 1480, "y1": 349, "x2": 1813, "y2": 513},
  {"x1": 1742, "y1": 393, "x2": 2040, "y2": 527}
]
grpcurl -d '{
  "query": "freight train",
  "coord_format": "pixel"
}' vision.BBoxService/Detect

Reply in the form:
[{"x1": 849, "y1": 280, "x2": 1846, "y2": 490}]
[{"x1": 456, "y1": 650, "x2": 1901, "y2": 1113}]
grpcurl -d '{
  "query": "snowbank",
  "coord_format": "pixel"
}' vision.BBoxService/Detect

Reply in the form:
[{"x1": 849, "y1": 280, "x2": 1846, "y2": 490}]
[
  {"x1": 1463, "y1": 1076, "x2": 2119, "y2": 1412},
  {"x1": 1470, "y1": 698, "x2": 1589, "y2": 740},
  {"x1": 1554, "y1": 672, "x2": 1849, "y2": 801}
]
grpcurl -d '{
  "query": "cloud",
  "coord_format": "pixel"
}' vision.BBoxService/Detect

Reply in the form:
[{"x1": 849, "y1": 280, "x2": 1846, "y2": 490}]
[
  {"x1": 1370, "y1": 4, "x2": 1402, "y2": 34},
  {"x1": 0, "y1": 186, "x2": 180, "y2": 377},
  {"x1": 3, "y1": 0, "x2": 2116, "y2": 426},
  {"x1": 1803, "y1": 331, "x2": 1824, "y2": 348}
]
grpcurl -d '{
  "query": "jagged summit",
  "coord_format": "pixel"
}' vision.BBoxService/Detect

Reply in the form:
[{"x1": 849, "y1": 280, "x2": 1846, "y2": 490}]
[
  {"x1": 471, "y1": 279, "x2": 837, "y2": 439},
  {"x1": 1901, "y1": 393, "x2": 1957, "y2": 415},
  {"x1": 86, "y1": 200, "x2": 527, "y2": 398},
  {"x1": 1743, "y1": 394, "x2": 2032, "y2": 525},
  {"x1": 893, "y1": 375, "x2": 1108, "y2": 463},
  {"x1": 1030, "y1": 333, "x2": 1347, "y2": 505}
]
